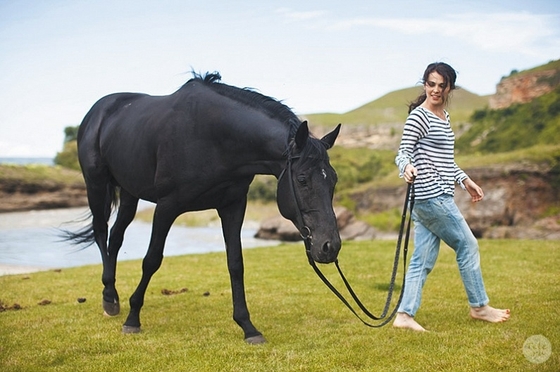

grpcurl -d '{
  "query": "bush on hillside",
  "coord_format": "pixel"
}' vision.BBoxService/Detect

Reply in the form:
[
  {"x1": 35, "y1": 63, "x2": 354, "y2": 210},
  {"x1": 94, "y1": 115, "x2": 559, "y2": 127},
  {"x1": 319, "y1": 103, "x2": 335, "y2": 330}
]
[
  {"x1": 457, "y1": 86, "x2": 560, "y2": 154},
  {"x1": 329, "y1": 147, "x2": 395, "y2": 190},
  {"x1": 54, "y1": 125, "x2": 80, "y2": 171},
  {"x1": 54, "y1": 140, "x2": 80, "y2": 171}
]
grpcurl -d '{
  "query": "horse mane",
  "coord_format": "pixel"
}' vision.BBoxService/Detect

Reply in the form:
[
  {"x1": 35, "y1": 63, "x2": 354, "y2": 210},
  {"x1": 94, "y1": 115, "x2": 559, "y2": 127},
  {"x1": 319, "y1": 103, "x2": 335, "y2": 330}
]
[
  {"x1": 184, "y1": 72, "x2": 301, "y2": 139},
  {"x1": 183, "y1": 71, "x2": 328, "y2": 163}
]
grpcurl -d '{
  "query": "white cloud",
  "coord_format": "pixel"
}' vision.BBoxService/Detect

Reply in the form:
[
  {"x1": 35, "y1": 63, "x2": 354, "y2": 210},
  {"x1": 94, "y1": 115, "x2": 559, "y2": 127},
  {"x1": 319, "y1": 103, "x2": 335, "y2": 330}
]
[
  {"x1": 275, "y1": 7, "x2": 328, "y2": 22},
  {"x1": 281, "y1": 9, "x2": 559, "y2": 58},
  {"x1": 328, "y1": 12, "x2": 560, "y2": 57}
]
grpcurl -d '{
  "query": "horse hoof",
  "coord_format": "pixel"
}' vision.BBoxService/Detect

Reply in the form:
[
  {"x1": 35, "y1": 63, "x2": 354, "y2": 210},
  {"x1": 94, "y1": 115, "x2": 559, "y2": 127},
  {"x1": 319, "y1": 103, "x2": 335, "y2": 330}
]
[
  {"x1": 122, "y1": 325, "x2": 142, "y2": 334},
  {"x1": 245, "y1": 335, "x2": 266, "y2": 345},
  {"x1": 102, "y1": 299, "x2": 120, "y2": 316}
]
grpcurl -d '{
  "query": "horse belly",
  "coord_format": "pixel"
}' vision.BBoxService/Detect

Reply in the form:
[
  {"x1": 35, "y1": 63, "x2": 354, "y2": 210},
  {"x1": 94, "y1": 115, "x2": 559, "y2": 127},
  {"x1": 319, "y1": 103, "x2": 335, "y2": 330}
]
[{"x1": 107, "y1": 151, "x2": 158, "y2": 200}]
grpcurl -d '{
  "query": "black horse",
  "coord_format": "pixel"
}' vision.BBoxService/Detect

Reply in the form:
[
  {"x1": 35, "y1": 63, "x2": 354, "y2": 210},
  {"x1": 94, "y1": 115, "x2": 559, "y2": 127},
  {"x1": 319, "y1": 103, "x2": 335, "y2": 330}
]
[{"x1": 67, "y1": 72, "x2": 342, "y2": 344}]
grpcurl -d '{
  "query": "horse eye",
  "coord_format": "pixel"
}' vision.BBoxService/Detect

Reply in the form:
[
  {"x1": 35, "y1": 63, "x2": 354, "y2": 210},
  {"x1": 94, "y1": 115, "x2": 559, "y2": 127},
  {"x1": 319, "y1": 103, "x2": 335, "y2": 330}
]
[{"x1": 297, "y1": 175, "x2": 307, "y2": 185}]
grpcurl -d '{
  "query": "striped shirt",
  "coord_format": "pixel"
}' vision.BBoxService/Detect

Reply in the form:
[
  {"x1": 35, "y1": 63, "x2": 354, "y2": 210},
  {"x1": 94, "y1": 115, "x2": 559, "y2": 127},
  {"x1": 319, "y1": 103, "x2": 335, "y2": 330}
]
[{"x1": 395, "y1": 106, "x2": 468, "y2": 200}]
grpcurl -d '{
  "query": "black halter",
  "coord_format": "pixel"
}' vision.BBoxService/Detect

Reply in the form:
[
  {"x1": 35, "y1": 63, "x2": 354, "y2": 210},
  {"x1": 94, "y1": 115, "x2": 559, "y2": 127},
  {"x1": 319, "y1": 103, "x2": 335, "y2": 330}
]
[{"x1": 282, "y1": 155, "x2": 415, "y2": 328}]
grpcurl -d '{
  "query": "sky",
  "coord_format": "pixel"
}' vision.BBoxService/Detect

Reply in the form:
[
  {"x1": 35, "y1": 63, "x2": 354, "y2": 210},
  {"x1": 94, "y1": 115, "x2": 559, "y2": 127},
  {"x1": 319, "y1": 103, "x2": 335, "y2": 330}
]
[{"x1": 0, "y1": 0, "x2": 559, "y2": 158}]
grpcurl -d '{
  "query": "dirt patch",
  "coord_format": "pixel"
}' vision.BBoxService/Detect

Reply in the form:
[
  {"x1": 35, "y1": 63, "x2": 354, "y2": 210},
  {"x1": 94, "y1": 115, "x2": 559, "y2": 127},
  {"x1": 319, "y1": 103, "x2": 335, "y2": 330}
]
[
  {"x1": 0, "y1": 300, "x2": 23, "y2": 311},
  {"x1": 161, "y1": 288, "x2": 188, "y2": 296}
]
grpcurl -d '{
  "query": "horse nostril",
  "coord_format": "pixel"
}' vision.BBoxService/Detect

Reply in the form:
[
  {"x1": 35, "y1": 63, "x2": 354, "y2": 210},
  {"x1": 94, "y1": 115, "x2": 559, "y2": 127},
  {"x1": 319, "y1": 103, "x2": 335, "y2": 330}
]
[{"x1": 322, "y1": 241, "x2": 331, "y2": 253}]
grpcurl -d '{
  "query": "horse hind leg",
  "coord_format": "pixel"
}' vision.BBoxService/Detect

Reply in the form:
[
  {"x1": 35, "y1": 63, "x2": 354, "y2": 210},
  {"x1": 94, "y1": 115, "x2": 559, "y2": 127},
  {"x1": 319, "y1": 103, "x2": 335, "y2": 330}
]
[
  {"x1": 85, "y1": 183, "x2": 111, "y2": 258},
  {"x1": 102, "y1": 189, "x2": 139, "y2": 316},
  {"x1": 123, "y1": 201, "x2": 177, "y2": 333},
  {"x1": 83, "y1": 179, "x2": 113, "y2": 311}
]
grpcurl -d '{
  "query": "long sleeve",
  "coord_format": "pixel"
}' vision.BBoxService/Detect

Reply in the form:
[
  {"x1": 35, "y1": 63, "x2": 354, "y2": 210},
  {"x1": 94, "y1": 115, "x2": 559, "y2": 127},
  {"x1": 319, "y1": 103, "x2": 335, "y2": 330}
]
[
  {"x1": 454, "y1": 163, "x2": 468, "y2": 190},
  {"x1": 395, "y1": 110, "x2": 429, "y2": 176}
]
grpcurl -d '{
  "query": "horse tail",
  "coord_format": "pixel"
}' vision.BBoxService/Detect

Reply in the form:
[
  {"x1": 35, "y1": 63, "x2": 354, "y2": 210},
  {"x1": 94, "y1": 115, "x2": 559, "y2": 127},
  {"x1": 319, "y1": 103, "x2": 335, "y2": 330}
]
[{"x1": 60, "y1": 184, "x2": 119, "y2": 248}]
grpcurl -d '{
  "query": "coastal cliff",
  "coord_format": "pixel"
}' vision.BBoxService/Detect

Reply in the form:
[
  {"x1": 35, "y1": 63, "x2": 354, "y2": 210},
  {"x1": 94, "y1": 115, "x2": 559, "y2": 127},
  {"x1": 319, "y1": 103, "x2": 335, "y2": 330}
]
[
  {"x1": 490, "y1": 65, "x2": 560, "y2": 109},
  {"x1": 0, "y1": 165, "x2": 87, "y2": 213}
]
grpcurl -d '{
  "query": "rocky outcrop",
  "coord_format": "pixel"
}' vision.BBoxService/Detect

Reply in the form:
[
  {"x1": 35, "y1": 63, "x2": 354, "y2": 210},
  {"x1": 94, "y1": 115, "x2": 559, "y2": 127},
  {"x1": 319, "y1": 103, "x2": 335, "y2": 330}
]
[
  {"x1": 490, "y1": 67, "x2": 560, "y2": 109},
  {"x1": 255, "y1": 206, "x2": 376, "y2": 241},
  {"x1": 456, "y1": 165, "x2": 560, "y2": 239}
]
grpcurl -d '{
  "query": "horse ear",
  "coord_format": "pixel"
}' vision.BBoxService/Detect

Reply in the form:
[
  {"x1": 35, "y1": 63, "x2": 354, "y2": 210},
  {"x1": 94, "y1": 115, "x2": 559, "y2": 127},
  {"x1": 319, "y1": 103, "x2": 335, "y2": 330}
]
[
  {"x1": 295, "y1": 121, "x2": 309, "y2": 150},
  {"x1": 321, "y1": 123, "x2": 341, "y2": 149}
]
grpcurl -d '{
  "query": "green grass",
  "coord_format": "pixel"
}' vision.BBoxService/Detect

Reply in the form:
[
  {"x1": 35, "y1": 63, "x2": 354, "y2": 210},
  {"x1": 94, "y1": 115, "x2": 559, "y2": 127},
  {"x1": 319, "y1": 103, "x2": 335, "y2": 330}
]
[
  {"x1": 0, "y1": 164, "x2": 83, "y2": 186},
  {"x1": 1, "y1": 240, "x2": 558, "y2": 371},
  {"x1": 359, "y1": 207, "x2": 402, "y2": 232}
]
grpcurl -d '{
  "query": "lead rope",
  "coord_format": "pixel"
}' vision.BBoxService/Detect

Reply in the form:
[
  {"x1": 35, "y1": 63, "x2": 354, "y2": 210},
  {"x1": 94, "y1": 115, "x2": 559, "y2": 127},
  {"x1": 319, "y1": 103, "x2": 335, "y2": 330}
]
[
  {"x1": 306, "y1": 182, "x2": 414, "y2": 327},
  {"x1": 287, "y1": 153, "x2": 415, "y2": 327}
]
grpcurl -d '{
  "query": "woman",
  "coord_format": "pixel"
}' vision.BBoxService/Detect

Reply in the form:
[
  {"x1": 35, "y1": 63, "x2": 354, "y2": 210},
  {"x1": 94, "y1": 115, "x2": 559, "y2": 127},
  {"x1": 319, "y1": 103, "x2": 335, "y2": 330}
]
[{"x1": 393, "y1": 62, "x2": 510, "y2": 331}]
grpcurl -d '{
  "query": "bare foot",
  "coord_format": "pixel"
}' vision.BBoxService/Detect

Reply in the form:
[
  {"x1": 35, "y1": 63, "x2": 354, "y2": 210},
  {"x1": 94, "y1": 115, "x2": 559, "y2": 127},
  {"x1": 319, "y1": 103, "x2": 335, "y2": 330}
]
[
  {"x1": 393, "y1": 312, "x2": 427, "y2": 332},
  {"x1": 470, "y1": 305, "x2": 510, "y2": 323}
]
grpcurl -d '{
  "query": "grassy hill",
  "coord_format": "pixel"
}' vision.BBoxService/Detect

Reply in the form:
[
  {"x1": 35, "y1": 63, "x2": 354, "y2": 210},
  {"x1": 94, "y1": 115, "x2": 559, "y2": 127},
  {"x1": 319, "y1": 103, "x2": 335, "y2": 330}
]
[{"x1": 303, "y1": 86, "x2": 489, "y2": 128}]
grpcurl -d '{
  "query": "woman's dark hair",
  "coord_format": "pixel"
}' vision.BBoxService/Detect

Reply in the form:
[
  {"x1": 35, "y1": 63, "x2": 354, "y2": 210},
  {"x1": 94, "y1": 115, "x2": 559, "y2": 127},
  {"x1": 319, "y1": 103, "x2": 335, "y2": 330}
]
[{"x1": 408, "y1": 62, "x2": 457, "y2": 113}]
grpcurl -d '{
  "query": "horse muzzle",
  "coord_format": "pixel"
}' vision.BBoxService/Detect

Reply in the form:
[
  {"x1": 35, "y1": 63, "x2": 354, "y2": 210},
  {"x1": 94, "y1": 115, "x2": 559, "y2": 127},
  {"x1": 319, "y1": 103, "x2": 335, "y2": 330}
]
[{"x1": 304, "y1": 230, "x2": 341, "y2": 264}]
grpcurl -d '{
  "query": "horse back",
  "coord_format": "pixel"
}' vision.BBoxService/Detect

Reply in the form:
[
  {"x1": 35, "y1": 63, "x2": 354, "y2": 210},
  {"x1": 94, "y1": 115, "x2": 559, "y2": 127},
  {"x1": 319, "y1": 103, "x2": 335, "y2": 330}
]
[
  {"x1": 77, "y1": 83, "x2": 285, "y2": 206},
  {"x1": 77, "y1": 88, "x2": 239, "y2": 203}
]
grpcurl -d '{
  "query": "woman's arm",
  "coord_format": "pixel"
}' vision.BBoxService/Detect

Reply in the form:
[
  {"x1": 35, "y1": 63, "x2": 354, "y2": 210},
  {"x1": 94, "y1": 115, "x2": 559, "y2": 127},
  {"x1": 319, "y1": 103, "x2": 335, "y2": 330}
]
[
  {"x1": 463, "y1": 177, "x2": 484, "y2": 202},
  {"x1": 395, "y1": 110, "x2": 428, "y2": 181}
]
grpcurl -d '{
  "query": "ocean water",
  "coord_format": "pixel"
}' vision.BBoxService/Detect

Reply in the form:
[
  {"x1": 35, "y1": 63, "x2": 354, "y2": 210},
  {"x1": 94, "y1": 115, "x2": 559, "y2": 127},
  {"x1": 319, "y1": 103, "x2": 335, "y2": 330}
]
[
  {"x1": 0, "y1": 157, "x2": 54, "y2": 166},
  {"x1": 0, "y1": 207, "x2": 279, "y2": 270}
]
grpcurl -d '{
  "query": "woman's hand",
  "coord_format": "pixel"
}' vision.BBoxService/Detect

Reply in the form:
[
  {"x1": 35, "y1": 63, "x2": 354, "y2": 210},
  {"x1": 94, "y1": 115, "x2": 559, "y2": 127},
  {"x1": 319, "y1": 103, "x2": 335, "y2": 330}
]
[
  {"x1": 404, "y1": 164, "x2": 417, "y2": 184},
  {"x1": 464, "y1": 178, "x2": 484, "y2": 202}
]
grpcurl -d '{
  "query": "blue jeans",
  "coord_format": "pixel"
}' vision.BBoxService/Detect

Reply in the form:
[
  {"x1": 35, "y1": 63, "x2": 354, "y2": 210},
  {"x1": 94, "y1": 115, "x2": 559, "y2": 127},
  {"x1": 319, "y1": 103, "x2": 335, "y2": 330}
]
[{"x1": 398, "y1": 194, "x2": 489, "y2": 316}]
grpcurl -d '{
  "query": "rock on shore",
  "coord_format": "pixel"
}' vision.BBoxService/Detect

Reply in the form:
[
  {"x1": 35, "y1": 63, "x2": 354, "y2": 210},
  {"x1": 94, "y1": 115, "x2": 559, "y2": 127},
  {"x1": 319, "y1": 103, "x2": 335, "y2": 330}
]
[{"x1": 255, "y1": 206, "x2": 376, "y2": 241}]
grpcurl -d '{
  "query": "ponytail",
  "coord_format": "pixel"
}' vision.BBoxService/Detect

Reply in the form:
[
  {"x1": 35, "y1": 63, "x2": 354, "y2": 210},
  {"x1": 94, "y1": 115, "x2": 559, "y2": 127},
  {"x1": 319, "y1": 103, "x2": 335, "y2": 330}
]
[{"x1": 408, "y1": 91, "x2": 426, "y2": 114}]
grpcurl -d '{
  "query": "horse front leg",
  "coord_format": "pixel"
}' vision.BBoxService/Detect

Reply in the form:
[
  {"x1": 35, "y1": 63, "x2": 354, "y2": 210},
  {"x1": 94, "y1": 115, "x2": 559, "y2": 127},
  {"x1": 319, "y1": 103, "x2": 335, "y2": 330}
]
[
  {"x1": 218, "y1": 198, "x2": 265, "y2": 344},
  {"x1": 102, "y1": 190, "x2": 138, "y2": 316},
  {"x1": 122, "y1": 202, "x2": 175, "y2": 334}
]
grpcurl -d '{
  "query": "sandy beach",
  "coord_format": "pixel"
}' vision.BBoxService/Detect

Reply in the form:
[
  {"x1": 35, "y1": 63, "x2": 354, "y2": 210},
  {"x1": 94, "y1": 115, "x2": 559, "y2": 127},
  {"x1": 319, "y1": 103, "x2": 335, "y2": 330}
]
[{"x1": 0, "y1": 263, "x2": 51, "y2": 276}]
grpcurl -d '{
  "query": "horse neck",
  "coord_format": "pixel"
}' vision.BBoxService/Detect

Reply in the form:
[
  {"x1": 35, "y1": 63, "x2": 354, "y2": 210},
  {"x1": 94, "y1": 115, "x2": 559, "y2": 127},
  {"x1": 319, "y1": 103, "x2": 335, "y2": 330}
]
[
  {"x1": 235, "y1": 116, "x2": 291, "y2": 178},
  {"x1": 176, "y1": 84, "x2": 292, "y2": 177}
]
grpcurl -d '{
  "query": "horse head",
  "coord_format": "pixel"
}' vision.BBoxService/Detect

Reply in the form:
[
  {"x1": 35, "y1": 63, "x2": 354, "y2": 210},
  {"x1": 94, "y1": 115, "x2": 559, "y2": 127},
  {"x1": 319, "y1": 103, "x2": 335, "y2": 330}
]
[{"x1": 277, "y1": 121, "x2": 342, "y2": 264}]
